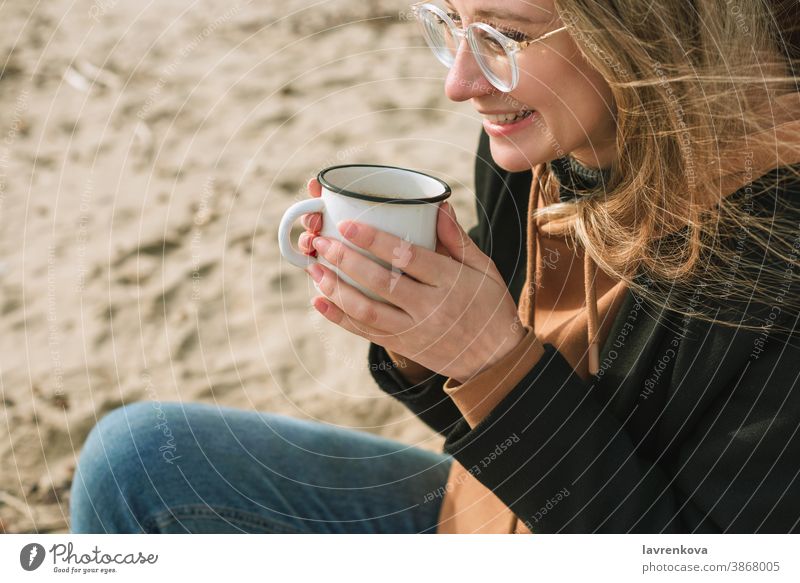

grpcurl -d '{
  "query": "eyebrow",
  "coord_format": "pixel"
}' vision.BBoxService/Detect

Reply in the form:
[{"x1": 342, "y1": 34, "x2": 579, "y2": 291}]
[
  {"x1": 474, "y1": 7, "x2": 552, "y2": 23},
  {"x1": 444, "y1": 2, "x2": 553, "y2": 24}
]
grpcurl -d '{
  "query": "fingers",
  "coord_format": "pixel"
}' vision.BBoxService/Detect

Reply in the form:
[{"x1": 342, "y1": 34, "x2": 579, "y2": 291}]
[
  {"x1": 307, "y1": 177, "x2": 322, "y2": 198},
  {"x1": 435, "y1": 238, "x2": 452, "y2": 258},
  {"x1": 299, "y1": 232, "x2": 317, "y2": 256},
  {"x1": 436, "y1": 202, "x2": 494, "y2": 274},
  {"x1": 307, "y1": 263, "x2": 414, "y2": 335},
  {"x1": 299, "y1": 178, "x2": 324, "y2": 256},
  {"x1": 310, "y1": 236, "x2": 418, "y2": 308},
  {"x1": 300, "y1": 211, "x2": 322, "y2": 255},
  {"x1": 311, "y1": 296, "x2": 389, "y2": 345},
  {"x1": 334, "y1": 222, "x2": 446, "y2": 286},
  {"x1": 300, "y1": 212, "x2": 322, "y2": 231}
]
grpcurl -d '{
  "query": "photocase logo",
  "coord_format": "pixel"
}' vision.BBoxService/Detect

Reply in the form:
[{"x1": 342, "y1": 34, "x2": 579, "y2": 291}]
[{"x1": 20, "y1": 543, "x2": 46, "y2": 571}]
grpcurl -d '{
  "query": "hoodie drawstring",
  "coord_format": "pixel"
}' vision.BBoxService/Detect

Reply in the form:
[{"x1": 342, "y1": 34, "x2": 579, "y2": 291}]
[
  {"x1": 584, "y1": 247, "x2": 600, "y2": 375},
  {"x1": 525, "y1": 163, "x2": 600, "y2": 376}
]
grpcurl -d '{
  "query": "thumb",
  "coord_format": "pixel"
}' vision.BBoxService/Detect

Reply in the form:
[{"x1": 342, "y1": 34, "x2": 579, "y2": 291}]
[{"x1": 437, "y1": 202, "x2": 492, "y2": 272}]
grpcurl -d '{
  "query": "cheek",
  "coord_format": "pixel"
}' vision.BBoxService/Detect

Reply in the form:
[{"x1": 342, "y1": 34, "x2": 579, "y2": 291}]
[
  {"x1": 482, "y1": 52, "x2": 616, "y2": 171},
  {"x1": 531, "y1": 59, "x2": 615, "y2": 145}
]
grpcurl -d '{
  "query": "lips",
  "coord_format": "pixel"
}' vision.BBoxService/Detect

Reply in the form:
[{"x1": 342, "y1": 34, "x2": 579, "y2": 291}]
[
  {"x1": 481, "y1": 108, "x2": 539, "y2": 137},
  {"x1": 482, "y1": 110, "x2": 534, "y2": 125}
]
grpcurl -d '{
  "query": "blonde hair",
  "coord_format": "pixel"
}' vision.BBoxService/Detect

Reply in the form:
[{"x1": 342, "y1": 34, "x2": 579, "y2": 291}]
[{"x1": 536, "y1": 0, "x2": 800, "y2": 340}]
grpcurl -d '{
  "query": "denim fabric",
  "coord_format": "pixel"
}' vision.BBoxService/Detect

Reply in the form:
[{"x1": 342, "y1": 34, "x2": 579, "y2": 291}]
[{"x1": 70, "y1": 402, "x2": 452, "y2": 533}]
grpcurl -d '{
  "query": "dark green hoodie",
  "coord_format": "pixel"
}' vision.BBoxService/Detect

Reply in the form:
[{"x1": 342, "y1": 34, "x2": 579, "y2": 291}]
[{"x1": 368, "y1": 129, "x2": 800, "y2": 533}]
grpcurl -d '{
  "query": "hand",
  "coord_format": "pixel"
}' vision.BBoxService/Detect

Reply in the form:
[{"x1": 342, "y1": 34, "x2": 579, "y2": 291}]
[
  {"x1": 299, "y1": 176, "x2": 444, "y2": 376},
  {"x1": 306, "y1": 202, "x2": 526, "y2": 384}
]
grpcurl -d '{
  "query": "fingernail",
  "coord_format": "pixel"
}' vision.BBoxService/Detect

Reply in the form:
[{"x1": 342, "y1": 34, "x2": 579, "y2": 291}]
[
  {"x1": 339, "y1": 221, "x2": 358, "y2": 239},
  {"x1": 315, "y1": 299, "x2": 329, "y2": 314},
  {"x1": 312, "y1": 237, "x2": 330, "y2": 253},
  {"x1": 306, "y1": 263, "x2": 323, "y2": 282}
]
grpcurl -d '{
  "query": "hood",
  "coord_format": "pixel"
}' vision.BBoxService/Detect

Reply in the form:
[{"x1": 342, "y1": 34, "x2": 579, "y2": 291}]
[
  {"x1": 520, "y1": 108, "x2": 800, "y2": 378},
  {"x1": 517, "y1": 157, "x2": 619, "y2": 378}
]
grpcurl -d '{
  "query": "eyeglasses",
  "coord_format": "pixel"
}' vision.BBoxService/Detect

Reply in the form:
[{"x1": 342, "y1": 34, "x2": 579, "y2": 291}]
[{"x1": 410, "y1": 2, "x2": 568, "y2": 93}]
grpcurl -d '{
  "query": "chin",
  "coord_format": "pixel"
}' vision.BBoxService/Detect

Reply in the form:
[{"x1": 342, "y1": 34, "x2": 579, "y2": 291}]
[{"x1": 488, "y1": 138, "x2": 547, "y2": 173}]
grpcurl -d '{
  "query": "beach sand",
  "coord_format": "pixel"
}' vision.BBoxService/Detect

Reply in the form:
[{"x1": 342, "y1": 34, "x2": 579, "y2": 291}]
[{"x1": 0, "y1": 0, "x2": 481, "y2": 533}]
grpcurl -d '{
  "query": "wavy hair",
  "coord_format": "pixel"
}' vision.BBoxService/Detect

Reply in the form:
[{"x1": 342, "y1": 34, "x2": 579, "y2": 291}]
[{"x1": 533, "y1": 0, "x2": 800, "y2": 339}]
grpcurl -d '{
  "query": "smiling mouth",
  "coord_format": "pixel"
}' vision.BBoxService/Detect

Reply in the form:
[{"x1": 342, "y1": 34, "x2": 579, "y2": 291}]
[{"x1": 482, "y1": 110, "x2": 535, "y2": 125}]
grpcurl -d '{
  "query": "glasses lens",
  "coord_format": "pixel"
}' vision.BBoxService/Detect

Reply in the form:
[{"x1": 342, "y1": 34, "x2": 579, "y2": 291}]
[
  {"x1": 416, "y1": 7, "x2": 458, "y2": 66},
  {"x1": 470, "y1": 26, "x2": 514, "y2": 92}
]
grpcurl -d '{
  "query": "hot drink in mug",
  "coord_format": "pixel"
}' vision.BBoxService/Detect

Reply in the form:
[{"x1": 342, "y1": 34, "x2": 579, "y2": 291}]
[{"x1": 278, "y1": 164, "x2": 451, "y2": 302}]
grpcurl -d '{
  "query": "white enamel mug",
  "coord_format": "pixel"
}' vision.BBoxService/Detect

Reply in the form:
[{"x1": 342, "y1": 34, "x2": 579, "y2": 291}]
[{"x1": 278, "y1": 164, "x2": 451, "y2": 303}]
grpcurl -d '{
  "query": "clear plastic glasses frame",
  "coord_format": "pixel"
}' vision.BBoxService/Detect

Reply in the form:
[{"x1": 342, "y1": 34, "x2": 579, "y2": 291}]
[{"x1": 410, "y1": 1, "x2": 568, "y2": 92}]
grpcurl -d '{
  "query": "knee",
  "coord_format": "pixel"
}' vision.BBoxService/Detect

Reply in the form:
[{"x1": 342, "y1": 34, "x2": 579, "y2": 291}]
[
  {"x1": 78, "y1": 402, "x2": 160, "y2": 475},
  {"x1": 70, "y1": 402, "x2": 180, "y2": 532}
]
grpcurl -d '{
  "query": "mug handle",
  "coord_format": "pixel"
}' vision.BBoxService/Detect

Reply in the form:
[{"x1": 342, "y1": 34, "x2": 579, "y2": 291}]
[{"x1": 278, "y1": 197, "x2": 326, "y2": 268}]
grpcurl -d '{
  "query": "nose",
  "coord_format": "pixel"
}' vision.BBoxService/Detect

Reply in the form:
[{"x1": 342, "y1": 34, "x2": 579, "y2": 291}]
[{"x1": 444, "y1": 40, "x2": 495, "y2": 102}]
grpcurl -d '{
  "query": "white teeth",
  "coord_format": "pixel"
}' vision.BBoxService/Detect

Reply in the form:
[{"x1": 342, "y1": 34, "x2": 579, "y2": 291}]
[{"x1": 485, "y1": 110, "x2": 533, "y2": 125}]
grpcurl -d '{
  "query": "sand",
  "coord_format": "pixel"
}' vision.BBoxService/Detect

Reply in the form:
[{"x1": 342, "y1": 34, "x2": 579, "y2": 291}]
[{"x1": 0, "y1": 0, "x2": 482, "y2": 533}]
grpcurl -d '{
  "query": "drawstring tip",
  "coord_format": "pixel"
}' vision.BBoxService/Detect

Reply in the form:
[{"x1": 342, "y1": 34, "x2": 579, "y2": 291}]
[{"x1": 589, "y1": 344, "x2": 600, "y2": 376}]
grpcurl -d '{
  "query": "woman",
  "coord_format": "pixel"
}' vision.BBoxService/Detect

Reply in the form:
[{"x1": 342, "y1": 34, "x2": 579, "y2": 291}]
[{"x1": 71, "y1": 0, "x2": 800, "y2": 533}]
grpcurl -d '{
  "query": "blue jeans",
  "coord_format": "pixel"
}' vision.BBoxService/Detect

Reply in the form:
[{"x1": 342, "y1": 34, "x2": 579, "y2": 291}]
[{"x1": 70, "y1": 402, "x2": 452, "y2": 533}]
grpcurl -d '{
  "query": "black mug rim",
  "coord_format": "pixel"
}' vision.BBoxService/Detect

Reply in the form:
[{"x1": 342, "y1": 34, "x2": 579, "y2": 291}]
[{"x1": 317, "y1": 164, "x2": 452, "y2": 205}]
